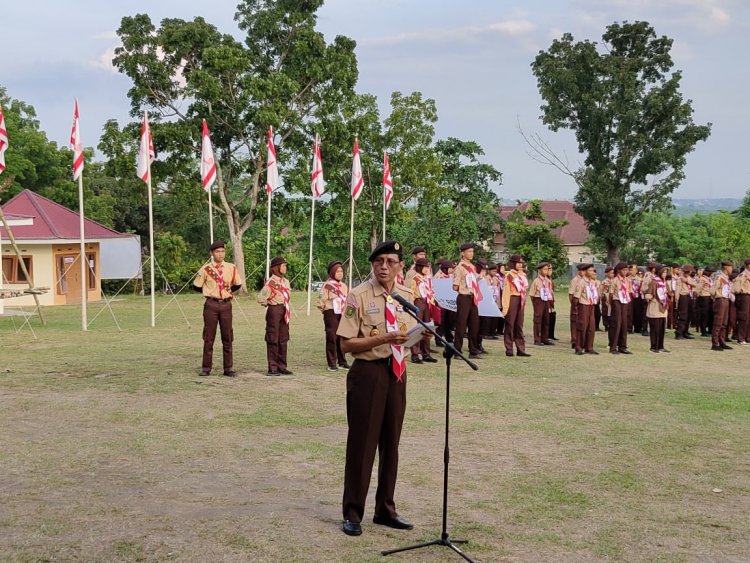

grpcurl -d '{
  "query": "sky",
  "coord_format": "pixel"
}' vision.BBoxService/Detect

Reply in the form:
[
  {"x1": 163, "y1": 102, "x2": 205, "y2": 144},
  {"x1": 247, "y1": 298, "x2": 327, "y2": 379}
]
[{"x1": 2, "y1": 0, "x2": 749, "y2": 201}]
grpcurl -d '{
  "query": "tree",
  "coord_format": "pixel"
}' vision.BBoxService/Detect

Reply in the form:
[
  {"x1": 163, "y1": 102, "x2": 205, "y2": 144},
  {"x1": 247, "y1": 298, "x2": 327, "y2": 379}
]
[
  {"x1": 530, "y1": 21, "x2": 711, "y2": 265},
  {"x1": 502, "y1": 200, "x2": 569, "y2": 274},
  {"x1": 735, "y1": 188, "x2": 750, "y2": 219},
  {"x1": 111, "y1": 1, "x2": 359, "y2": 289}
]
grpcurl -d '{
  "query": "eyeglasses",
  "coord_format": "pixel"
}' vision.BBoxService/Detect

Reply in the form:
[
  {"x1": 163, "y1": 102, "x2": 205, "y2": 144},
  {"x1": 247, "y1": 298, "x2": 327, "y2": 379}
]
[{"x1": 372, "y1": 258, "x2": 401, "y2": 267}]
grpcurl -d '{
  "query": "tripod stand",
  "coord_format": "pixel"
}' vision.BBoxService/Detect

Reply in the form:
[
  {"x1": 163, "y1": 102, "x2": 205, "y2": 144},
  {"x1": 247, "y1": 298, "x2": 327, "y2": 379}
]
[{"x1": 382, "y1": 295, "x2": 479, "y2": 562}]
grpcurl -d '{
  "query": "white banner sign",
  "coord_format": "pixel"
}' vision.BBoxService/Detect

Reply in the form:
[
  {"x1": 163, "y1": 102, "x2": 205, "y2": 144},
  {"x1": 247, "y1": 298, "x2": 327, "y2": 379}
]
[{"x1": 432, "y1": 278, "x2": 502, "y2": 317}]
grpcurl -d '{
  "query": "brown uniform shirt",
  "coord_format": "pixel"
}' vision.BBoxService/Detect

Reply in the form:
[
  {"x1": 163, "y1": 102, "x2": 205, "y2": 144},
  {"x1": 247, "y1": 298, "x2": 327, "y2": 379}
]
[
  {"x1": 712, "y1": 272, "x2": 731, "y2": 299},
  {"x1": 336, "y1": 279, "x2": 417, "y2": 361},
  {"x1": 257, "y1": 275, "x2": 291, "y2": 306},
  {"x1": 452, "y1": 260, "x2": 476, "y2": 295},
  {"x1": 676, "y1": 275, "x2": 697, "y2": 296},
  {"x1": 501, "y1": 270, "x2": 527, "y2": 313},
  {"x1": 194, "y1": 261, "x2": 239, "y2": 299},
  {"x1": 529, "y1": 276, "x2": 543, "y2": 298},
  {"x1": 317, "y1": 279, "x2": 349, "y2": 312},
  {"x1": 611, "y1": 276, "x2": 632, "y2": 303},
  {"x1": 569, "y1": 274, "x2": 584, "y2": 301},
  {"x1": 735, "y1": 269, "x2": 750, "y2": 294},
  {"x1": 644, "y1": 279, "x2": 669, "y2": 318},
  {"x1": 696, "y1": 275, "x2": 713, "y2": 297},
  {"x1": 574, "y1": 278, "x2": 599, "y2": 305}
]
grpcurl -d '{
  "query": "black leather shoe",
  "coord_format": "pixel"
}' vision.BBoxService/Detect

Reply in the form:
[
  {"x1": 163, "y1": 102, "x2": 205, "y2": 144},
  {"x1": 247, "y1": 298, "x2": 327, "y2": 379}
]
[
  {"x1": 266, "y1": 370, "x2": 280, "y2": 376},
  {"x1": 422, "y1": 355, "x2": 438, "y2": 363},
  {"x1": 543, "y1": 340, "x2": 555, "y2": 345},
  {"x1": 505, "y1": 351, "x2": 514, "y2": 357},
  {"x1": 279, "y1": 369, "x2": 293, "y2": 375},
  {"x1": 575, "y1": 350, "x2": 584, "y2": 355},
  {"x1": 721, "y1": 344, "x2": 733, "y2": 350},
  {"x1": 223, "y1": 371, "x2": 238, "y2": 377},
  {"x1": 411, "y1": 355, "x2": 423, "y2": 364},
  {"x1": 711, "y1": 346, "x2": 723, "y2": 351},
  {"x1": 585, "y1": 350, "x2": 599, "y2": 355},
  {"x1": 517, "y1": 351, "x2": 531, "y2": 357},
  {"x1": 199, "y1": 370, "x2": 210, "y2": 376},
  {"x1": 619, "y1": 349, "x2": 633, "y2": 355},
  {"x1": 342, "y1": 520, "x2": 362, "y2": 536},
  {"x1": 373, "y1": 514, "x2": 413, "y2": 530}
]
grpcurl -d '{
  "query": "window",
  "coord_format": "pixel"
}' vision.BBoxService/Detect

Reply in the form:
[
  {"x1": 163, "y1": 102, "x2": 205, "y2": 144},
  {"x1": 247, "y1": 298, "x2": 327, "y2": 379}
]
[
  {"x1": 1, "y1": 256, "x2": 33, "y2": 284},
  {"x1": 87, "y1": 253, "x2": 96, "y2": 289}
]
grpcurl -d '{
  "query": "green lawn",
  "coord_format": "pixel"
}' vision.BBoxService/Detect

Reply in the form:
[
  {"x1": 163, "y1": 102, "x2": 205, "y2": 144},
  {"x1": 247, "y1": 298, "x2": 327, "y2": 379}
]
[{"x1": 1, "y1": 292, "x2": 748, "y2": 562}]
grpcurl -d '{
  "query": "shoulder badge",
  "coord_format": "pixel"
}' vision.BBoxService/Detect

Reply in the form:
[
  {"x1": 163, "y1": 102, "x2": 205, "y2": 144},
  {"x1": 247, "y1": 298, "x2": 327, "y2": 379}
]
[{"x1": 344, "y1": 305, "x2": 356, "y2": 318}]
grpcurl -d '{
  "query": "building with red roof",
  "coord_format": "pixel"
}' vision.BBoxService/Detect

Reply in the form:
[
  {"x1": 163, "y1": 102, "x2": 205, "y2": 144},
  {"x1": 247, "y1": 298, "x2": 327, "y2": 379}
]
[
  {"x1": 1, "y1": 190, "x2": 140, "y2": 307},
  {"x1": 493, "y1": 200, "x2": 595, "y2": 265}
]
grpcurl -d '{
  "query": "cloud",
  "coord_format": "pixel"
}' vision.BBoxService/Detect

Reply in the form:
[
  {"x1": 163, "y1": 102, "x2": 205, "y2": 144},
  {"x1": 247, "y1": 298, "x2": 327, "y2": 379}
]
[
  {"x1": 92, "y1": 30, "x2": 118, "y2": 40},
  {"x1": 361, "y1": 19, "x2": 536, "y2": 47},
  {"x1": 90, "y1": 46, "x2": 118, "y2": 75}
]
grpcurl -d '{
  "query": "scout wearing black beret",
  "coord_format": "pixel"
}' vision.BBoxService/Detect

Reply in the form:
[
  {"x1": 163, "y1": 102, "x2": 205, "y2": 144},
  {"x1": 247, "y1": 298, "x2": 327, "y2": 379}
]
[
  {"x1": 209, "y1": 240, "x2": 226, "y2": 252},
  {"x1": 369, "y1": 240, "x2": 402, "y2": 262},
  {"x1": 459, "y1": 242, "x2": 474, "y2": 252}
]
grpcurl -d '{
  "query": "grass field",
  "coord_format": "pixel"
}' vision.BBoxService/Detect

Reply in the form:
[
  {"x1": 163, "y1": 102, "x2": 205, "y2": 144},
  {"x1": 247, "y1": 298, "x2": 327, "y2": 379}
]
[{"x1": 1, "y1": 292, "x2": 749, "y2": 562}]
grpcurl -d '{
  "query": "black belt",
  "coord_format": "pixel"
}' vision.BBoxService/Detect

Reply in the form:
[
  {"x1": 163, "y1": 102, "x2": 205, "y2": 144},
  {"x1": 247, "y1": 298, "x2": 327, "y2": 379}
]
[{"x1": 206, "y1": 297, "x2": 232, "y2": 303}]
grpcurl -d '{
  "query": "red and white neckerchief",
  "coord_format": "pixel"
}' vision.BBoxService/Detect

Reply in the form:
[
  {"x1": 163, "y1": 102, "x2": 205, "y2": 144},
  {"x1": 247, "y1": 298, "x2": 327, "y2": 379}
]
[
  {"x1": 326, "y1": 279, "x2": 347, "y2": 314},
  {"x1": 684, "y1": 276, "x2": 694, "y2": 298},
  {"x1": 631, "y1": 278, "x2": 641, "y2": 298},
  {"x1": 720, "y1": 275, "x2": 731, "y2": 298},
  {"x1": 655, "y1": 277, "x2": 668, "y2": 306},
  {"x1": 464, "y1": 263, "x2": 483, "y2": 305},
  {"x1": 704, "y1": 276, "x2": 714, "y2": 290},
  {"x1": 206, "y1": 263, "x2": 226, "y2": 297},
  {"x1": 585, "y1": 280, "x2": 599, "y2": 305},
  {"x1": 512, "y1": 271, "x2": 529, "y2": 308},
  {"x1": 618, "y1": 277, "x2": 632, "y2": 303},
  {"x1": 497, "y1": 273, "x2": 505, "y2": 292},
  {"x1": 279, "y1": 279, "x2": 291, "y2": 323},
  {"x1": 540, "y1": 277, "x2": 553, "y2": 301},
  {"x1": 395, "y1": 271, "x2": 404, "y2": 285},
  {"x1": 385, "y1": 297, "x2": 405, "y2": 382},
  {"x1": 416, "y1": 274, "x2": 435, "y2": 304}
]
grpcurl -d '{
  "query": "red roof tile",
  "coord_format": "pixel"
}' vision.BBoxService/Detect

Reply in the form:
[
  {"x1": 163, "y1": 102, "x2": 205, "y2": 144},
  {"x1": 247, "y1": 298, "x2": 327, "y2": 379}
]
[
  {"x1": 495, "y1": 200, "x2": 589, "y2": 246},
  {"x1": 1, "y1": 189, "x2": 126, "y2": 240}
]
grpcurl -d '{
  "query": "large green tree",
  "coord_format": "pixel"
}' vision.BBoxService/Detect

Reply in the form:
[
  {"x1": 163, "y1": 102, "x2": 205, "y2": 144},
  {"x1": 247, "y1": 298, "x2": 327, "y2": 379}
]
[
  {"x1": 111, "y1": 0, "x2": 358, "y2": 288},
  {"x1": 530, "y1": 21, "x2": 711, "y2": 265},
  {"x1": 501, "y1": 200, "x2": 569, "y2": 274}
]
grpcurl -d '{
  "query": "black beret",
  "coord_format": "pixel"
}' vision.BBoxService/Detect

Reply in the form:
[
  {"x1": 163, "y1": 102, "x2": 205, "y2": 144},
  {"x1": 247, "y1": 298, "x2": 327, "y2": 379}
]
[
  {"x1": 537, "y1": 261, "x2": 551, "y2": 270},
  {"x1": 509, "y1": 254, "x2": 522, "y2": 263},
  {"x1": 209, "y1": 240, "x2": 226, "y2": 251},
  {"x1": 411, "y1": 246, "x2": 426, "y2": 255},
  {"x1": 327, "y1": 260, "x2": 343, "y2": 277},
  {"x1": 270, "y1": 256, "x2": 286, "y2": 268},
  {"x1": 369, "y1": 240, "x2": 403, "y2": 262},
  {"x1": 459, "y1": 242, "x2": 474, "y2": 252},
  {"x1": 577, "y1": 263, "x2": 593, "y2": 271},
  {"x1": 415, "y1": 257, "x2": 430, "y2": 268},
  {"x1": 704, "y1": 266, "x2": 716, "y2": 274},
  {"x1": 487, "y1": 262, "x2": 498, "y2": 270},
  {"x1": 614, "y1": 262, "x2": 629, "y2": 272},
  {"x1": 721, "y1": 260, "x2": 734, "y2": 268}
]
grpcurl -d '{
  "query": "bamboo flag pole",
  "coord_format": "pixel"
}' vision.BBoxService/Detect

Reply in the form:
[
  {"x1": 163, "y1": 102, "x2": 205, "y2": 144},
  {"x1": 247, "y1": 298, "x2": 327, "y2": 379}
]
[
  {"x1": 146, "y1": 153, "x2": 155, "y2": 328},
  {"x1": 306, "y1": 134, "x2": 325, "y2": 316},
  {"x1": 201, "y1": 119, "x2": 217, "y2": 244},
  {"x1": 71, "y1": 98, "x2": 87, "y2": 331},
  {"x1": 265, "y1": 126, "x2": 278, "y2": 281},
  {"x1": 349, "y1": 137, "x2": 364, "y2": 290},
  {"x1": 136, "y1": 110, "x2": 156, "y2": 327},
  {"x1": 306, "y1": 196, "x2": 316, "y2": 315}
]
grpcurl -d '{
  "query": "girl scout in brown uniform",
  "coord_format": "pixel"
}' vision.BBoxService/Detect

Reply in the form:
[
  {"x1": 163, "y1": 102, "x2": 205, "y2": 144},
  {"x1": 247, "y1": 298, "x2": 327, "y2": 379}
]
[
  {"x1": 317, "y1": 260, "x2": 350, "y2": 371},
  {"x1": 644, "y1": 265, "x2": 670, "y2": 353},
  {"x1": 257, "y1": 256, "x2": 293, "y2": 375},
  {"x1": 337, "y1": 241, "x2": 416, "y2": 537}
]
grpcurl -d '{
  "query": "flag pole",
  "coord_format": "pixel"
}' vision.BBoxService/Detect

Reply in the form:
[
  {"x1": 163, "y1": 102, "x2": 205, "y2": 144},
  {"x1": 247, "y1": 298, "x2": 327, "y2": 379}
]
[
  {"x1": 145, "y1": 111, "x2": 156, "y2": 328},
  {"x1": 265, "y1": 188, "x2": 272, "y2": 280},
  {"x1": 207, "y1": 187, "x2": 214, "y2": 244},
  {"x1": 348, "y1": 196, "x2": 355, "y2": 290},
  {"x1": 306, "y1": 195, "x2": 316, "y2": 316},
  {"x1": 382, "y1": 180, "x2": 386, "y2": 242},
  {"x1": 77, "y1": 172, "x2": 87, "y2": 331}
]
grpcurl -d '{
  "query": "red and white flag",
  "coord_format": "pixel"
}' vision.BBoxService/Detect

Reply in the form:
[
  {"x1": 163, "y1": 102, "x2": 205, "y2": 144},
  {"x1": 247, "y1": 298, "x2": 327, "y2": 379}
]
[
  {"x1": 310, "y1": 133, "x2": 325, "y2": 198},
  {"x1": 200, "y1": 119, "x2": 216, "y2": 192},
  {"x1": 70, "y1": 99, "x2": 84, "y2": 180},
  {"x1": 0, "y1": 104, "x2": 8, "y2": 174},
  {"x1": 266, "y1": 126, "x2": 279, "y2": 194},
  {"x1": 136, "y1": 112, "x2": 155, "y2": 183},
  {"x1": 383, "y1": 151, "x2": 393, "y2": 210},
  {"x1": 351, "y1": 138, "x2": 363, "y2": 201}
]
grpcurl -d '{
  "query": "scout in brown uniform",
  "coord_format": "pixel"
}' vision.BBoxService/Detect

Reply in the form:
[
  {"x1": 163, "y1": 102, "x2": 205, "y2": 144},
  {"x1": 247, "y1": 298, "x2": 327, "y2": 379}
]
[
  {"x1": 572, "y1": 263, "x2": 599, "y2": 355},
  {"x1": 546, "y1": 265, "x2": 558, "y2": 340},
  {"x1": 569, "y1": 266, "x2": 585, "y2": 349},
  {"x1": 736, "y1": 259, "x2": 750, "y2": 345},
  {"x1": 667, "y1": 264, "x2": 680, "y2": 330},
  {"x1": 452, "y1": 243, "x2": 482, "y2": 358},
  {"x1": 317, "y1": 260, "x2": 350, "y2": 371},
  {"x1": 711, "y1": 260, "x2": 734, "y2": 351},
  {"x1": 404, "y1": 246, "x2": 427, "y2": 288},
  {"x1": 257, "y1": 256, "x2": 293, "y2": 375},
  {"x1": 434, "y1": 260, "x2": 455, "y2": 344},
  {"x1": 600, "y1": 266, "x2": 614, "y2": 331},
  {"x1": 337, "y1": 241, "x2": 416, "y2": 537},
  {"x1": 529, "y1": 261, "x2": 554, "y2": 345},
  {"x1": 193, "y1": 240, "x2": 242, "y2": 377},
  {"x1": 608, "y1": 262, "x2": 633, "y2": 354},
  {"x1": 728, "y1": 269, "x2": 740, "y2": 342},
  {"x1": 410, "y1": 257, "x2": 437, "y2": 363},
  {"x1": 501, "y1": 254, "x2": 531, "y2": 357},
  {"x1": 696, "y1": 266, "x2": 714, "y2": 337},
  {"x1": 644, "y1": 265, "x2": 670, "y2": 353},
  {"x1": 483, "y1": 263, "x2": 502, "y2": 340},
  {"x1": 675, "y1": 265, "x2": 698, "y2": 340}
]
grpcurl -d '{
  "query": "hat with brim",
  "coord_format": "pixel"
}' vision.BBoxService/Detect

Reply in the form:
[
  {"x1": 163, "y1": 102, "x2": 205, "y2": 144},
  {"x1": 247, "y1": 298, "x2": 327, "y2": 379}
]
[
  {"x1": 270, "y1": 256, "x2": 286, "y2": 268},
  {"x1": 209, "y1": 240, "x2": 226, "y2": 252}
]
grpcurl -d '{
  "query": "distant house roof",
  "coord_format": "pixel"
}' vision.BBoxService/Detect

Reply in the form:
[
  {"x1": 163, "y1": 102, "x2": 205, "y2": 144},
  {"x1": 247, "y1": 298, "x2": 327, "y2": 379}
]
[
  {"x1": 494, "y1": 200, "x2": 589, "y2": 246},
  {"x1": 1, "y1": 189, "x2": 127, "y2": 241}
]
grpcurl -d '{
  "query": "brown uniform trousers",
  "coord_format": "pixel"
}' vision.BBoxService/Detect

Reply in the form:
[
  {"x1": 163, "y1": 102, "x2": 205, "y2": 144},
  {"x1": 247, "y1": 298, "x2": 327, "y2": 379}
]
[
  {"x1": 728, "y1": 298, "x2": 737, "y2": 340},
  {"x1": 202, "y1": 298, "x2": 233, "y2": 373},
  {"x1": 696, "y1": 296, "x2": 713, "y2": 335},
  {"x1": 265, "y1": 304, "x2": 289, "y2": 372},
  {"x1": 323, "y1": 309, "x2": 346, "y2": 368},
  {"x1": 676, "y1": 295, "x2": 694, "y2": 337},
  {"x1": 667, "y1": 295, "x2": 676, "y2": 329},
  {"x1": 504, "y1": 295, "x2": 526, "y2": 354},
  {"x1": 576, "y1": 303, "x2": 595, "y2": 352},
  {"x1": 648, "y1": 317, "x2": 666, "y2": 350},
  {"x1": 531, "y1": 296, "x2": 550, "y2": 344},
  {"x1": 569, "y1": 300, "x2": 578, "y2": 349},
  {"x1": 737, "y1": 294, "x2": 750, "y2": 343},
  {"x1": 343, "y1": 358, "x2": 406, "y2": 523},
  {"x1": 410, "y1": 298, "x2": 432, "y2": 357},
  {"x1": 454, "y1": 294, "x2": 480, "y2": 355},
  {"x1": 712, "y1": 298, "x2": 729, "y2": 348},
  {"x1": 608, "y1": 301, "x2": 629, "y2": 352}
]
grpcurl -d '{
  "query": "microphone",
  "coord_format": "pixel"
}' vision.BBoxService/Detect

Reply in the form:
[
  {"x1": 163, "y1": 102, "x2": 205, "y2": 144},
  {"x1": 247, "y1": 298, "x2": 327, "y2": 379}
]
[{"x1": 390, "y1": 291, "x2": 420, "y2": 315}]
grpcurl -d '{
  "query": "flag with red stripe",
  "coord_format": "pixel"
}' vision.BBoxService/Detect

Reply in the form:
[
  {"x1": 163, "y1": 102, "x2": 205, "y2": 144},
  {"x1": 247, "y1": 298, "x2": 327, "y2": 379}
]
[
  {"x1": 200, "y1": 119, "x2": 216, "y2": 192},
  {"x1": 70, "y1": 99, "x2": 84, "y2": 180},
  {"x1": 266, "y1": 126, "x2": 279, "y2": 194},
  {"x1": 383, "y1": 151, "x2": 393, "y2": 210},
  {"x1": 0, "y1": 104, "x2": 8, "y2": 174},
  {"x1": 311, "y1": 133, "x2": 325, "y2": 198},
  {"x1": 350, "y1": 138, "x2": 364, "y2": 201},
  {"x1": 136, "y1": 112, "x2": 155, "y2": 183}
]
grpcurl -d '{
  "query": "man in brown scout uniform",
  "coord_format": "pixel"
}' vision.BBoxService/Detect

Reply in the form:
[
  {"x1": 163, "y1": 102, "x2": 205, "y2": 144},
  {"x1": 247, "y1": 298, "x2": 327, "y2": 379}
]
[
  {"x1": 337, "y1": 241, "x2": 416, "y2": 537},
  {"x1": 452, "y1": 242, "x2": 482, "y2": 358},
  {"x1": 502, "y1": 254, "x2": 531, "y2": 357},
  {"x1": 601, "y1": 266, "x2": 614, "y2": 331},
  {"x1": 317, "y1": 260, "x2": 350, "y2": 371},
  {"x1": 569, "y1": 265, "x2": 585, "y2": 349},
  {"x1": 736, "y1": 259, "x2": 750, "y2": 345},
  {"x1": 572, "y1": 263, "x2": 599, "y2": 355},
  {"x1": 257, "y1": 256, "x2": 293, "y2": 375},
  {"x1": 404, "y1": 246, "x2": 427, "y2": 286},
  {"x1": 711, "y1": 260, "x2": 734, "y2": 351},
  {"x1": 434, "y1": 260, "x2": 455, "y2": 344},
  {"x1": 675, "y1": 264, "x2": 698, "y2": 340},
  {"x1": 696, "y1": 265, "x2": 715, "y2": 337},
  {"x1": 193, "y1": 240, "x2": 242, "y2": 377},
  {"x1": 529, "y1": 261, "x2": 554, "y2": 346},
  {"x1": 644, "y1": 264, "x2": 671, "y2": 353},
  {"x1": 608, "y1": 262, "x2": 633, "y2": 354}
]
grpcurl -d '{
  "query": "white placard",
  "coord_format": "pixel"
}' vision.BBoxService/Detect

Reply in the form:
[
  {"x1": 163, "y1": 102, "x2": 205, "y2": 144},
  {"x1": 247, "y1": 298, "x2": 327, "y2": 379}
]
[{"x1": 432, "y1": 278, "x2": 501, "y2": 317}]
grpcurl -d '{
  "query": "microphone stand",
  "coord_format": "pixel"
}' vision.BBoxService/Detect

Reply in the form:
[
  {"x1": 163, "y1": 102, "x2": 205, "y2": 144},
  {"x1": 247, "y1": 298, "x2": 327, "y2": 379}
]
[{"x1": 383, "y1": 294, "x2": 479, "y2": 562}]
